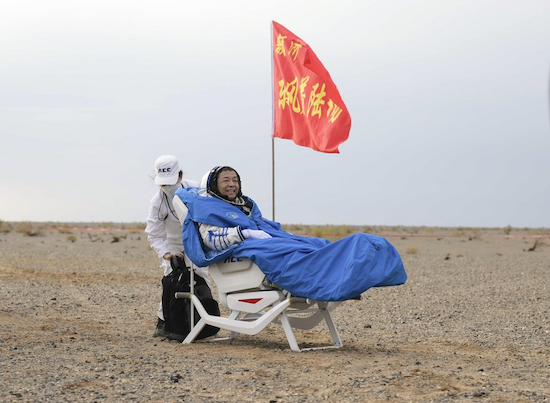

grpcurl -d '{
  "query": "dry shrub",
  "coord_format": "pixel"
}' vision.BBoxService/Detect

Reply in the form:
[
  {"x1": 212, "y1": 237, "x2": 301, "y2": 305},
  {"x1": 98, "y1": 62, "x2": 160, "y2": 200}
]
[
  {"x1": 362, "y1": 226, "x2": 374, "y2": 234},
  {"x1": 66, "y1": 235, "x2": 77, "y2": 243},
  {"x1": 282, "y1": 224, "x2": 306, "y2": 235},
  {"x1": 526, "y1": 238, "x2": 545, "y2": 252},
  {"x1": 468, "y1": 231, "x2": 481, "y2": 241},
  {"x1": 125, "y1": 222, "x2": 146, "y2": 230},
  {"x1": 423, "y1": 226, "x2": 435, "y2": 234},
  {"x1": 305, "y1": 225, "x2": 354, "y2": 239},
  {"x1": 15, "y1": 222, "x2": 43, "y2": 237},
  {"x1": 0, "y1": 220, "x2": 13, "y2": 234},
  {"x1": 406, "y1": 246, "x2": 418, "y2": 254}
]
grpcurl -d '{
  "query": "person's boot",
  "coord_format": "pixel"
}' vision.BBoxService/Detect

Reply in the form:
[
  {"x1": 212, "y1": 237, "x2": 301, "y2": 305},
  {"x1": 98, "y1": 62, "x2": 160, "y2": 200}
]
[{"x1": 152, "y1": 318, "x2": 167, "y2": 337}]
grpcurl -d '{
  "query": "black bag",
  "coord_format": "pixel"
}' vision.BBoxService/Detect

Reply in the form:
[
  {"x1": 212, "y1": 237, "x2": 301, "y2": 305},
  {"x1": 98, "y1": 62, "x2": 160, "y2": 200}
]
[{"x1": 161, "y1": 255, "x2": 220, "y2": 341}]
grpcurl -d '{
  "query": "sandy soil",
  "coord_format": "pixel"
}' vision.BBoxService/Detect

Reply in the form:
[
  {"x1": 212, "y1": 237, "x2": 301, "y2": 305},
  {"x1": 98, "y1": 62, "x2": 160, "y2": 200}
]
[{"x1": 1, "y1": 226, "x2": 549, "y2": 402}]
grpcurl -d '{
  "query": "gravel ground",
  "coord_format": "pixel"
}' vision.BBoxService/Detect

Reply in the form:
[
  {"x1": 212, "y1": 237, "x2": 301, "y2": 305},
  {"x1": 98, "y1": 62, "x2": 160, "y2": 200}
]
[{"x1": 1, "y1": 226, "x2": 549, "y2": 402}]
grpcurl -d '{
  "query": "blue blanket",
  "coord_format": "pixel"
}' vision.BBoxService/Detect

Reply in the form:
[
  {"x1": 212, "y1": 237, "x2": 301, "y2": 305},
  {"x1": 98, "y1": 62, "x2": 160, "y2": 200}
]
[{"x1": 176, "y1": 188, "x2": 407, "y2": 301}]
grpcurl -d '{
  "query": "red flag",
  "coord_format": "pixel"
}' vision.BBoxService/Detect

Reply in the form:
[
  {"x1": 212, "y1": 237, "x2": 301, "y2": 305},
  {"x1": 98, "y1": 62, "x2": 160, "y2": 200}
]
[{"x1": 272, "y1": 21, "x2": 351, "y2": 154}]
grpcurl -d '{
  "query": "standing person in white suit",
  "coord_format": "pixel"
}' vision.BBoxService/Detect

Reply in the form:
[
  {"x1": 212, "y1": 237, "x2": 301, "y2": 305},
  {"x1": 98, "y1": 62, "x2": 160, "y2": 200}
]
[{"x1": 145, "y1": 155, "x2": 209, "y2": 338}]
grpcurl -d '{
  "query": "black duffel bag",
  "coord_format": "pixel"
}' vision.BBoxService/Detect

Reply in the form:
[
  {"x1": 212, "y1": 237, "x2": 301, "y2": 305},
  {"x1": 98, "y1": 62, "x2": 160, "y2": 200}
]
[{"x1": 161, "y1": 255, "x2": 220, "y2": 341}]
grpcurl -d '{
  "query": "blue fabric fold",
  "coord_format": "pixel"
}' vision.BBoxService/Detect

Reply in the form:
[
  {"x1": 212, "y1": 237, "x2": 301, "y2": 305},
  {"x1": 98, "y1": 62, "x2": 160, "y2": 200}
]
[{"x1": 176, "y1": 187, "x2": 407, "y2": 301}]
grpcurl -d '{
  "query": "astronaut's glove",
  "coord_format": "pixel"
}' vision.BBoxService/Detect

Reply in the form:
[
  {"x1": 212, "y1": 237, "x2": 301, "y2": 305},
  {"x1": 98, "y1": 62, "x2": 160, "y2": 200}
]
[{"x1": 242, "y1": 229, "x2": 272, "y2": 240}]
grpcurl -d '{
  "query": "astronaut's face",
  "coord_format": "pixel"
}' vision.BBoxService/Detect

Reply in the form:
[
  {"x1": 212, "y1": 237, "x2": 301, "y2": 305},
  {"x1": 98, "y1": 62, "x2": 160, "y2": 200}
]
[{"x1": 217, "y1": 170, "x2": 240, "y2": 201}]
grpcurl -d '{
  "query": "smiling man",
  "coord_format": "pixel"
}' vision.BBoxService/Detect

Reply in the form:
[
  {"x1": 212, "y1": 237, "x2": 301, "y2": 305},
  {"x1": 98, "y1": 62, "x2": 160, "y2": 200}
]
[{"x1": 197, "y1": 166, "x2": 272, "y2": 251}]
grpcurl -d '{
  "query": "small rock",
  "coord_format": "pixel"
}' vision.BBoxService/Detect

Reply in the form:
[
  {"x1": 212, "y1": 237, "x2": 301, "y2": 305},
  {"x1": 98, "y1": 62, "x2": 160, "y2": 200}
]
[
  {"x1": 170, "y1": 373, "x2": 182, "y2": 383},
  {"x1": 255, "y1": 369, "x2": 268, "y2": 377}
]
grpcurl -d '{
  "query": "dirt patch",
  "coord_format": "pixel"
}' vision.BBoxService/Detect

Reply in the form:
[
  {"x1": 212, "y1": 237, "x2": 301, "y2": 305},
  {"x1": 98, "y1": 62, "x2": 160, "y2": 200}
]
[{"x1": 1, "y1": 227, "x2": 549, "y2": 402}]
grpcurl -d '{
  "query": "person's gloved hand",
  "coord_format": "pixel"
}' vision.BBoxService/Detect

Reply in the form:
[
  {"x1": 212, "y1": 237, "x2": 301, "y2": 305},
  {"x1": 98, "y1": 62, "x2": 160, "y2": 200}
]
[
  {"x1": 242, "y1": 229, "x2": 272, "y2": 240},
  {"x1": 163, "y1": 252, "x2": 184, "y2": 260}
]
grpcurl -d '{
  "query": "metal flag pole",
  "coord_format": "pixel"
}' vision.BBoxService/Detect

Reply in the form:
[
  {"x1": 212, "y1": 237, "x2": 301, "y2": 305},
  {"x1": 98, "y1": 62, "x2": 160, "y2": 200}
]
[
  {"x1": 272, "y1": 137, "x2": 275, "y2": 221},
  {"x1": 270, "y1": 21, "x2": 276, "y2": 221}
]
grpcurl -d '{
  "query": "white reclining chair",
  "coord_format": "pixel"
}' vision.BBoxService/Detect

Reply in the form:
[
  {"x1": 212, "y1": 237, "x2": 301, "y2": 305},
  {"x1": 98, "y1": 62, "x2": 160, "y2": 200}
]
[{"x1": 172, "y1": 195, "x2": 345, "y2": 352}]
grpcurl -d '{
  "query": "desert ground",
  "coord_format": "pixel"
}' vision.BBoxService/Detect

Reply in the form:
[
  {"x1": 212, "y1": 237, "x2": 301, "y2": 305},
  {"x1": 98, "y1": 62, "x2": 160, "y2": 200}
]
[{"x1": 1, "y1": 224, "x2": 549, "y2": 402}]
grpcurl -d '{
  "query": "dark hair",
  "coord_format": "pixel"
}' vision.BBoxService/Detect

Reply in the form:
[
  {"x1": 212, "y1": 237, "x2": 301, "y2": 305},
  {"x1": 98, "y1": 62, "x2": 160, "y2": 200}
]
[{"x1": 207, "y1": 166, "x2": 242, "y2": 201}]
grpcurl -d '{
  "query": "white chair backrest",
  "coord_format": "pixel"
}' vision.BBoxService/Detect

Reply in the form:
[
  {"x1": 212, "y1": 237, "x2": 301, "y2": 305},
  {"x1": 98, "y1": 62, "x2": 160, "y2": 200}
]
[{"x1": 172, "y1": 195, "x2": 188, "y2": 225}]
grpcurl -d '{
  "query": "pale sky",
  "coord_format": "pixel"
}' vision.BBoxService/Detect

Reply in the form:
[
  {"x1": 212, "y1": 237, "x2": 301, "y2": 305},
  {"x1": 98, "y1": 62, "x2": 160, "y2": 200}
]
[{"x1": 1, "y1": 0, "x2": 550, "y2": 228}]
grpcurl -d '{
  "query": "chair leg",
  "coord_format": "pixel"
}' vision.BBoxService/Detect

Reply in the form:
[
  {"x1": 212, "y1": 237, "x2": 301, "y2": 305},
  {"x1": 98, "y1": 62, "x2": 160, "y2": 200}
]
[
  {"x1": 228, "y1": 310, "x2": 240, "y2": 340},
  {"x1": 279, "y1": 312, "x2": 301, "y2": 352},
  {"x1": 182, "y1": 318, "x2": 207, "y2": 344},
  {"x1": 183, "y1": 310, "x2": 241, "y2": 344},
  {"x1": 320, "y1": 307, "x2": 343, "y2": 349},
  {"x1": 279, "y1": 303, "x2": 343, "y2": 352},
  {"x1": 285, "y1": 301, "x2": 342, "y2": 330}
]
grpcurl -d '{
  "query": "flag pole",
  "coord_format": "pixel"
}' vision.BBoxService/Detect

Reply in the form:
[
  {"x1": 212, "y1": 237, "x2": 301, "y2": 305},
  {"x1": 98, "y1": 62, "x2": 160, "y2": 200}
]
[
  {"x1": 270, "y1": 21, "x2": 276, "y2": 221},
  {"x1": 271, "y1": 137, "x2": 275, "y2": 221}
]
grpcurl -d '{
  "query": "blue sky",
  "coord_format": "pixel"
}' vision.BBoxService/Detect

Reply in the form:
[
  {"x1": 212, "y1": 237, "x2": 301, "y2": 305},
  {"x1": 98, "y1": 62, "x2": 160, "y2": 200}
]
[{"x1": 1, "y1": 0, "x2": 550, "y2": 227}]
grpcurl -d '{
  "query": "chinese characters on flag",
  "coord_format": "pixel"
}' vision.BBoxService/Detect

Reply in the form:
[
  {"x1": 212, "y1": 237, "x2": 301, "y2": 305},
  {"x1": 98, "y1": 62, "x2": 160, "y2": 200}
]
[{"x1": 272, "y1": 21, "x2": 351, "y2": 154}]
